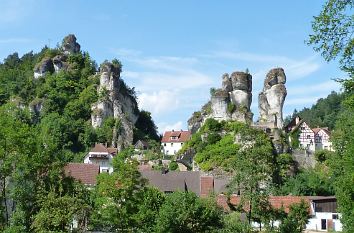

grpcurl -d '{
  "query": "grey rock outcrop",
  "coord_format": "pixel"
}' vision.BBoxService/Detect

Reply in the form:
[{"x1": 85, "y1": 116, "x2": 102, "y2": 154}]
[
  {"x1": 188, "y1": 71, "x2": 253, "y2": 132},
  {"x1": 62, "y1": 34, "x2": 80, "y2": 54},
  {"x1": 258, "y1": 68, "x2": 287, "y2": 129},
  {"x1": 33, "y1": 58, "x2": 54, "y2": 79},
  {"x1": 53, "y1": 54, "x2": 68, "y2": 72},
  {"x1": 91, "y1": 61, "x2": 139, "y2": 150}
]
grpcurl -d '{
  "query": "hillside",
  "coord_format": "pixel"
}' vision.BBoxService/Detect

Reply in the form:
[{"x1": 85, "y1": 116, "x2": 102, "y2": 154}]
[
  {"x1": 0, "y1": 34, "x2": 159, "y2": 157},
  {"x1": 284, "y1": 91, "x2": 344, "y2": 130}
]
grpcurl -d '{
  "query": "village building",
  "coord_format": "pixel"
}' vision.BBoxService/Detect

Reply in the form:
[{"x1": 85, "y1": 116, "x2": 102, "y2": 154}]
[
  {"x1": 307, "y1": 196, "x2": 342, "y2": 232},
  {"x1": 285, "y1": 116, "x2": 333, "y2": 151},
  {"x1": 83, "y1": 143, "x2": 117, "y2": 173},
  {"x1": 161, "y1": 130, "x2": 191, "y2": 156}
]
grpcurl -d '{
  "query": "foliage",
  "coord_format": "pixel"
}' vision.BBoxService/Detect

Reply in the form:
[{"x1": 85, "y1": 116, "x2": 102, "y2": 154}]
[
  {"x1": 308, "y1": 1, "x2": 354, "y2": 231},
  {"x1": 279, "y1": 200, "x2": 309, "y2": 233},
  {"x1": 220, "y1": 212, "x2": 252, "y2": 233},
  {"x1": 308, "y1": 0, "x2": 354, "y2": 75},
  {"x1": 314, "y1": 149, "x2": 334, "y2": 163},
  {"x1": 154, "y1": 192, "x2": 223, "y2": 233},
  {"x1": 168, "y1": 161, "x2": 179, "y2": 171},
  {"x1": 279, "y1": 167, "x2": 334, "y2": 196},
  {"x1": 134, "y1": 110, "x2": 160, "y2": 142},
  {"x1": 288, "y1": 128, "x2": 300, "y2": 149},
  {"x1": 227, "y1": 102, "x2": 236, "y2": 114},
  {"x1": 284, "y1": 91, "x2": 344, "y2": 130}
]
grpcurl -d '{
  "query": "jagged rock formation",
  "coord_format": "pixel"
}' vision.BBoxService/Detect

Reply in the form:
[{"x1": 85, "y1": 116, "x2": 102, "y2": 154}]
[
  {"x1": 188, "y1": 71, "x2": 253, "y2": 133},
  {"x1": 33, "y1": 57, "x2": 54, "y2": 79},
  {"x1": 61, "y1": 34, "x2": 80, "y2": 54},
  {"x1": 91, "y1": 61, "x2": 139, "y2": 150},
  {"x1": 33, "y1": 35, "x2": 79, "y2": 79},
  {"x1": 258, "y1": 68, "x2": 287, "y2": 129}
]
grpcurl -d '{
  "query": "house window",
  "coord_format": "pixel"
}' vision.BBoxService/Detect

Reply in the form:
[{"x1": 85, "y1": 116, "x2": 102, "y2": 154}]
[
  {"x1": 307, "y1": 135, "x2": 311, "y2": 139},
  {"x1": 181, "y1": 143, "x2": 183, "y2": 145},
  {"x1": 171, "y1": 143, "x2": 173, "y2": 147},
  {"x1": 332, "y1": 214, "x2": 338, "y2": 219},
  {"x1": 102, "y1": 169, "x2": 109, "y2": 173},
  {"x1": 164, "y1": 143, "x2": 166, "y2": 146},
  {"x1": 300, "y1": 127, "x2": 305, "y2": 130},
  {"x1": 324, "y1": 146, "x2": 328, "y2": 149},
  {"x1": 306, "y1": 144, "x2": 310, "y2": 148},
  {"x1": 321, "y1": 219, "x2": 327, "y2": 230}
]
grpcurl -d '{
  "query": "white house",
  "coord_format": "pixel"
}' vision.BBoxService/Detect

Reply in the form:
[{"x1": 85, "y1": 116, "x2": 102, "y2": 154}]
[
  {"x1": 161, "y1": 130, "x2": 191, "y2": 156},
  {"x1": 285, "y1": 116, "x2": 333, "y2": 152},
  {"x1": 83, "y1": 144, "x2": 117, "y2": 173},
  {"x1": 306, "y1": 196, "x2": 342, "y2": 232},
  {"x1": 313, "y1": 127, "x2": 333, "y2": 151}
]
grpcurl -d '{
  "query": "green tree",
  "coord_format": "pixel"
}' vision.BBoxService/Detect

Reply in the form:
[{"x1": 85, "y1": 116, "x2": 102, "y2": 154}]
[
  {"x1": 154, "y1": 192, "x2": 223, "y2": 233},
  {"x1": 279, "y1": 200, "x2": 309, "y2": 233},
  {"x1": 308, "y1": 1, "x2": 354, "y2": 231},
  {"x1": 308, "y1": 0, "x2": 354, "y2": 75}
]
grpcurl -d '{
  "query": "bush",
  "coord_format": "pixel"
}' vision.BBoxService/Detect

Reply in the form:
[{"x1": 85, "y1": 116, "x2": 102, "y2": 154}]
[{"x1": 168, "y1": 161, "x2": 178, "y2": 171}]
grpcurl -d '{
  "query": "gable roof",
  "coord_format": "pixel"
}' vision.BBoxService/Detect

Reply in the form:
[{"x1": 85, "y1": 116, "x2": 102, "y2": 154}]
[
  {"x1": 64, "y1": 163, "x2": 100, "y2": 185},
  {"x1": 161, "y1": 130, "x2": 191, "y2": 143},
  {"x1": 312, "y1": 127, "x2": 331, "y2": 136},
  {"x1": 140, "y1": 170, "x2": 200, "y2": 195},
  {"x1": 90, "y1": 143, "x2": 109, "y2": 153},
  {"x1": 217, "y1": 195, "x2": 311, "y2": 213}
]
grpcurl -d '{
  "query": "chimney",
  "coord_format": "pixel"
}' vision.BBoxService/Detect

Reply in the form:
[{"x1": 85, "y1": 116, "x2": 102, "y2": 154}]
[
  {"x1": 200, "y1": 176, "x2": 214, "y2": 197},
  {"x1": 172, "y1": 129, "x2": 174, "y2": 132}
]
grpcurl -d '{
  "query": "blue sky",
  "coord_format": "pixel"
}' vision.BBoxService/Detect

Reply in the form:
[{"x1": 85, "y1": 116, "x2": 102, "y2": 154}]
[{"x1": 0, "y1": 0, "x2": 345, "y2": 133}]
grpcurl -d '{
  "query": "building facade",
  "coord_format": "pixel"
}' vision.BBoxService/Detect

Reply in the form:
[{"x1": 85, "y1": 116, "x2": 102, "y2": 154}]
[
  {"x1": 161, "y1": 130, "x2": 191, "y2": 156},
  {"x1": 83, "y1": 144, "x2": 117, "y2": 173},
  {"x1": 285, "y1": 116, "x2": 333, "y2": 152}
]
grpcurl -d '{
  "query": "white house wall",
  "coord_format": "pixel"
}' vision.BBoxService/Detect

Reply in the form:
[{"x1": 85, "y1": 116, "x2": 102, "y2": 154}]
[
  {"x1": 83, "y1": 152, "x2": 114, "y2": 173},
  {"x1": 306, "y1": 212, "x2": 342, "y2": 232},
  {"x1": 162, "y1": 142, "x2": 183, "y2": 156},
  {"x1": 298, "y1": 122, "x2": 316, "y2": 151}
]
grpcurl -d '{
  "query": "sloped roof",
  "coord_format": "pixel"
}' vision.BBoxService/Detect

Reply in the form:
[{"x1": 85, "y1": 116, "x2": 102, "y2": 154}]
[
  {"x1": 90, "y1": 143, "x2": 109, "y2": 153},
  {"x1": 140, "y1": 170, "x2": 200, "y2": 195},
  {"x1": 217, "y1": 195, "x2": 311, "y2": 213},
  {"x1": 64, "y1": 163, "x2": 100, "y2": 185},
  {"x1": 107, "y1": 147, "x2": 117, "y2": 155},
  {"x1": 312, "y1": 128, "x2": 321, "y2": 134},
  {"x1": 161, "y1": 130, "x2": 191, "y2": 143}
]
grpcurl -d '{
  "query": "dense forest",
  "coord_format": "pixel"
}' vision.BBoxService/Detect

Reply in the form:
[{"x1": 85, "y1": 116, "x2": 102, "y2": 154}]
[{"x1": 284, "y1": 91, "x2": 344, "y2": 130}]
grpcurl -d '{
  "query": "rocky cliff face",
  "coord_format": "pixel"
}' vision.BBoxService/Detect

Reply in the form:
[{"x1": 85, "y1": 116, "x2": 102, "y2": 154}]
[
  {"x1": 258, "y1": 68, "x2": 287, "y2": 129},
  {"x1": 188, "y1": 71, "x2": 253, "y2": 133},
  {"x1": 91, "y1": 61, "x2": 139, "y2": 150}
]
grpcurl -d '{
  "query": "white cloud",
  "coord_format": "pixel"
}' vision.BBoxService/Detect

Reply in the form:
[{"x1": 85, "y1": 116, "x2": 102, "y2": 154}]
[
  {"x1": 157, "y1": 121, "x2": 184, "y2": 134},
  {"x1": 138, "y1": 90, "x2": 180, "y2": 116}
]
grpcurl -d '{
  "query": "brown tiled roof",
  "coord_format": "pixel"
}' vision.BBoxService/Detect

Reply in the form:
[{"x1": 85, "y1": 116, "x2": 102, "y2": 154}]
[
  {"x1": 91, "y1": 143, "x2": 109, "y2": 153},
  {"x1": 64, "y1": 163, "x2": 100, "y2": 185},
  {"x1": 107, "y1": 147, "x2": 117, "y2": 155},
  {"x1": 161, "y1": 130, "x2": 191, "y2": 143},
  {"x1": 312, "y1": 128, "x2": 321, "y2": 134},
  {"x1": 140, "y1": 170, "x2": 200, "y2": 195}
]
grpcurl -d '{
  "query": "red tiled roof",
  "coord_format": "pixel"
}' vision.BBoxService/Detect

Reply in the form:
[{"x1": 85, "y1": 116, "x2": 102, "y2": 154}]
[
  {"x1": 161, "y1": 130, "x2": 191, "y2": 143},
  {"x1": 64, "y1": 163, "x2": 100, "y2": 185},
  {"x1": 217, "y1": 195, "x2": 311, "y2": 213}
]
